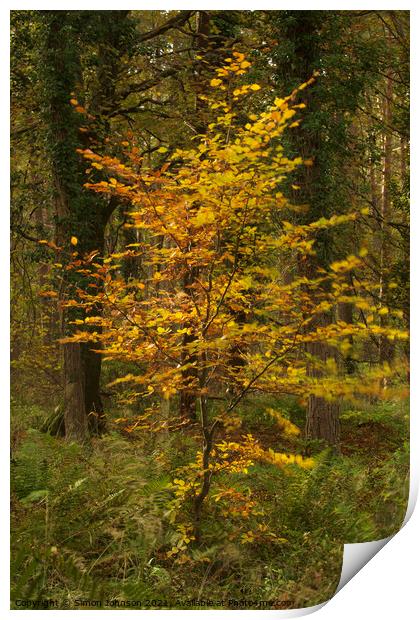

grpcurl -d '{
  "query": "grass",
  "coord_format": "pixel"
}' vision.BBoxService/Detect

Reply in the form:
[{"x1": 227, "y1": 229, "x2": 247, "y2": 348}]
[{"x1": 10, "y1": 394, "x2": 409, "y2": 610}]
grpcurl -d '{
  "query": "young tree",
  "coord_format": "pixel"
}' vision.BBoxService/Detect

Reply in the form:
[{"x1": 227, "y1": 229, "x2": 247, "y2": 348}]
[{"x1": 61, "y1": 57, "x2": 407, "y2": 539}]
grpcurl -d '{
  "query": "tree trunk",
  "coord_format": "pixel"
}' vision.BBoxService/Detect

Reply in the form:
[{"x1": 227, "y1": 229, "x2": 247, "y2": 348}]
[
  {"x1": 273, "y1": 13, "x2": 342, "y2": 446},
  {"x1": 41, "y1": 11, "x2": 132, "y2": 440},
  {"x1": 338, "y1": 275, "x2": 355, "y2": 375},
  {"x1": 378, "y1": 72, "x2": 394, "y2": 381},
  {"x1": 305, "y1": 396, "x2": 340, "y2": 447},
  {"x1": 179, "y1": 268, "x2": 199, "y2": 422},
  {"x1": 304, "y1": 311, "x2": 341, "y2": 447},
  {"x1": 63, "y1": 342, "x2": 89, "y2": 442},
  {"x1": 83, "y1": 342, "x2": 106, "y2": 434}
]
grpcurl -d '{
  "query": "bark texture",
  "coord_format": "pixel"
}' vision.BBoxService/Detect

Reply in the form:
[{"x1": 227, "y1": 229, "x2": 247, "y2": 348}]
[{"x1": 63, "y1": 343, "x2": 89, "y2": 442}]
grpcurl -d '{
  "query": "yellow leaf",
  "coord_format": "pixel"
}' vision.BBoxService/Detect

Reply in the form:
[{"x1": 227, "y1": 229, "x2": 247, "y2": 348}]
[
  {"x1": 250, "y1": 84, "x2": 261, "y2": 91},
  {"x1": 39, "y1": 290, "x2": 58, "y2": 298},
  {"x1": 194, "y1": 209, "x2": 215, "y2": 226},
  {"x1": 70, "y1": 236, "x2": 78, "y2": 246},
  {"x1": 158, "y1": 146, "x2": 168, "y2": 153},
  {"x1": 210, "y1": 78, "x2": 222, "y2": 87}
]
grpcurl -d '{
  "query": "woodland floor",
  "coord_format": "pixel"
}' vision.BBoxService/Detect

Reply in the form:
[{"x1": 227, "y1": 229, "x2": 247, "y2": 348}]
[{"x1": 10, "y1": 392, "x2": 409, "y2": 610}]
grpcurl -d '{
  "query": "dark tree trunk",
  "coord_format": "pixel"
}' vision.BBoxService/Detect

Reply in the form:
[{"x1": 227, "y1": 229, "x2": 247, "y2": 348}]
[
  {"x1": 63, "y1": 342, "x2": 89, "y2": 442},
  {"x1": 378, "y1": 71, "x2": 395, "y2": 385},
  {"x1": 226, "y1": 308, "x2": 248, "y2": 396},
  {"x1": 83, "y1": 342, "x2": 106, "y2": 434},
  {"x1": 179, "y1": 368, "x2": 198, "y2": 421},
  {"x1": 305, "y1": 396, "x2": 340, "y2": 447},
  {"x1": 272, "y1": 12, "x2": 359, "y2": 447},
  {"x1": 41, "y1": 11, "x2": 133, "y2": 440}
]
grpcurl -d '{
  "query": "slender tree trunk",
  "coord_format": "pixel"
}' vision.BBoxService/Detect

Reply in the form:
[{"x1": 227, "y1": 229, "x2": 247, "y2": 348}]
[
  {"x1": 179, "y1": 266, "x2": 199, "y2": 421},
  {"x1": 400, "y1": 136, "x2": 410, "y2": 380},
  {"x1": 193, "y1": 391, "x2": 213, "y2": 542},
  {"x1": 338, "y1": 283, "x2": 355, "y2": 375},
  {"x1": 378, "y1": 73, "x2": 394, "y2": 383}
]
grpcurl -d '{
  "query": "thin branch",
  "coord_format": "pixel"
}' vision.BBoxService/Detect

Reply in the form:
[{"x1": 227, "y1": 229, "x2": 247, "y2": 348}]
[{"x1": 137, "y1": 10, "x2": 195, "y2": 44}]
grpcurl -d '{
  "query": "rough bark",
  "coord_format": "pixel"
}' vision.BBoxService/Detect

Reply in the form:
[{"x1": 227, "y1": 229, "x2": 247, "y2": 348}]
[
  {"x1": 305, "y1": 395, "x2": 340, "y2": 447},
  {"x1": 63, "y1": 342, "x2": 89, "y2": 442},
  {"x1": 83, "y1": 341, "x2": 106, "y2": 434}
]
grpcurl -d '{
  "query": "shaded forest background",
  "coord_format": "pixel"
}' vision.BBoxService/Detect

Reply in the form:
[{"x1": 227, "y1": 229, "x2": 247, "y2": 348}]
[{"x1": 11, "y1": 10, "x2": 409, "y2": 610}]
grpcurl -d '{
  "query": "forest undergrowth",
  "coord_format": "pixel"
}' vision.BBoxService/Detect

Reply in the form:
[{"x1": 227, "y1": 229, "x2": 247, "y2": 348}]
[{"x1": 11, "y1": 392, "x2": 409, "y2": 610}]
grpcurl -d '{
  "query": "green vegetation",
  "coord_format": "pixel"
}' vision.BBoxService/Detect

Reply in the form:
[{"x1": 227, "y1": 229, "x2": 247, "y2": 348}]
[{"x1": 11, "y1": 396, "x2": 408, "y2": 609}]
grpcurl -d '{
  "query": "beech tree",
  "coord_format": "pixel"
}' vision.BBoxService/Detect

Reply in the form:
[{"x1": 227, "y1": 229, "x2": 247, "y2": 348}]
[{"x1": 58, "y1": 58, "x2": 407, "y2": 542}]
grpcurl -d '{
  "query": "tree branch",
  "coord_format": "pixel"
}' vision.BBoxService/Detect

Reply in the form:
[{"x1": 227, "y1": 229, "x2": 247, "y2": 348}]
[{"x1": 137, "y1": 10, "x2": 195, "y2": 44}]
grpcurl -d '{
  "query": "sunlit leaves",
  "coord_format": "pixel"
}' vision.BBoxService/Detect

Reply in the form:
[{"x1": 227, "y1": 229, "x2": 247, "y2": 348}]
[{"x1": 56, "y1": 52, "x2": 410, "y2": 552}]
